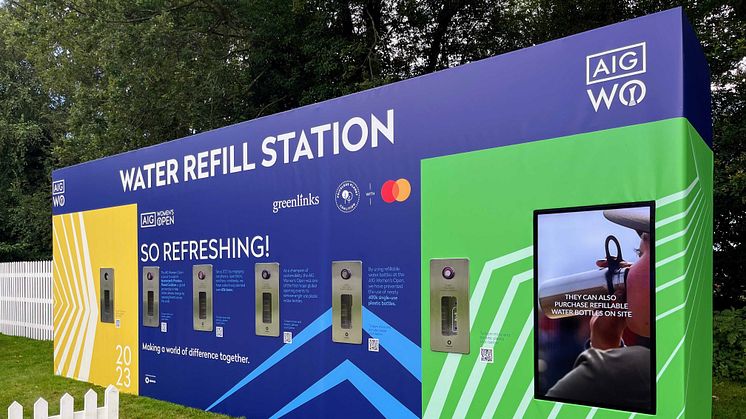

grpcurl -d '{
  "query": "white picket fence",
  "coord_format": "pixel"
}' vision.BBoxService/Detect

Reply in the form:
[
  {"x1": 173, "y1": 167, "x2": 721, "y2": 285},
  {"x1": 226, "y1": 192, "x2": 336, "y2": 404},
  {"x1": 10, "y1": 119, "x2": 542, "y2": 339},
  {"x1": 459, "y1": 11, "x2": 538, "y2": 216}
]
[
  {"x1": 0, "y1": 261, "x2": 54, "y2": 340},
  {"x1": 7, "y1": 385, "x2": 119, "y2": 419}
]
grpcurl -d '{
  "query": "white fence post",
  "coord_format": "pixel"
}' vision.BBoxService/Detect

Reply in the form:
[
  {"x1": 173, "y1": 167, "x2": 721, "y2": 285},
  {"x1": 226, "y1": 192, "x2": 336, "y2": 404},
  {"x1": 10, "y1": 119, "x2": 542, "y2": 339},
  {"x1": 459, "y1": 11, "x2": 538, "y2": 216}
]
[
  {"x1": 8, "y1": 386, "x2": 120, "y2": 419},
  {"x1": 33, "y1": 397, "x2": 48, "y2": 419},
  {"x1": 8, "y1": 401, "x2": 22, "y2": 419},
  {"x1": 0, "y1": 260, "x2": 54, "y2": 341},
  {"x1": 104, "y1": 385, "x2": 120, "y2": 419},
  {"x1": 60, "y1": 393, "x2": 74, "y2": 419},
  {"x1": 84, "y1": 389, "x2": 97, "y2": 418}
]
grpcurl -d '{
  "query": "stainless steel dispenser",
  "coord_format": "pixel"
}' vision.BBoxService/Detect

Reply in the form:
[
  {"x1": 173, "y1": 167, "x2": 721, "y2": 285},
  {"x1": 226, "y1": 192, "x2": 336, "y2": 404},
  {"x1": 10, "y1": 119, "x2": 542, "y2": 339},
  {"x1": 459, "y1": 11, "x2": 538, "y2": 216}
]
[
  {"x1": 429, "y1": 258, "x2": 470, "y2": 354},
  {"x1": 255, "y1": 262, "x2": 280, "y2": 337},
  {"x1": 100, "y1": 268, "x2": 115, "y2": 324},
  {"x1": 142, "y1": 266, "x2": 160, "y2": 328},
  {"x1": 332, "y1": 260, "x2": 362, "y2": 344},
  {"x1": 193, "y1": 264, "x2": 213, "y2": 332}
]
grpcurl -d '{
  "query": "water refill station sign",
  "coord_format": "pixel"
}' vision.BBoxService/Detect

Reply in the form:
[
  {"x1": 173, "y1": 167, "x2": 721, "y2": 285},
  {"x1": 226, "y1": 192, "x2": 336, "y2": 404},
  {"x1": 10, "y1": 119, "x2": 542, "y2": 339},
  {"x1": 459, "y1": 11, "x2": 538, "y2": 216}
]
[{"x1": 51, "y1": 8, "x2": 713, "y2": 418}]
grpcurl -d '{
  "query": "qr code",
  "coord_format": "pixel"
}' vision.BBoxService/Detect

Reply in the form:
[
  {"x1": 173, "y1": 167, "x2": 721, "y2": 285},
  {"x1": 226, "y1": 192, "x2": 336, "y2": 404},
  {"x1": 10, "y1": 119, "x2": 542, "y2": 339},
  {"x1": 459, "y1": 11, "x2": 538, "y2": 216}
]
[
  {"x1": 480, "y1": 347, "x2": 494, "y2": 363},
  {"x1": 283, "y1": 331, "x2": 293, "y2": 344},
  {"x1": 368, "y1": 338, "x2": 380, "y2": 352},
  {"x1": 216, "y1": 326, "x2": 224, "y2": 338},
  {"x1": 160, "y1": 322, "x2": 167, "y2": 333}
]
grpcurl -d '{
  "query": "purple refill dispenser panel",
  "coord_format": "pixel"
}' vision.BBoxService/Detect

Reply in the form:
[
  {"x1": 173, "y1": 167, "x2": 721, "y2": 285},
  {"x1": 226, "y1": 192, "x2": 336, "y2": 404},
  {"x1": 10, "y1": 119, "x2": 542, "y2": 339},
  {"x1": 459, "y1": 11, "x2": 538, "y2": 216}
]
[{"x1": 51, "y1": 8, "x2": 712, "y2": 419}]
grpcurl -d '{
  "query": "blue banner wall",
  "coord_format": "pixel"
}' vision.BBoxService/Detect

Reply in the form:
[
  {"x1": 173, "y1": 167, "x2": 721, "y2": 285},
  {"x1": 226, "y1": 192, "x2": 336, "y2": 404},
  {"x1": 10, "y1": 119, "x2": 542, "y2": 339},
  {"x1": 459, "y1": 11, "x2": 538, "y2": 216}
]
[{"x1": 51, "y1": 8, "x2": 712, "y2": 419}]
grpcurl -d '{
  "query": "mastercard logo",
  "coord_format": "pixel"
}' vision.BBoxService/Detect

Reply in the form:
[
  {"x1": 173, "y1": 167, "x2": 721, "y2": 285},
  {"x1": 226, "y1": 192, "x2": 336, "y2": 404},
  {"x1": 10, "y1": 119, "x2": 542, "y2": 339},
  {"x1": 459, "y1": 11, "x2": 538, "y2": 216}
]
[{"x1": 381, "y1": 179, "x2": 411, "y2": 203}]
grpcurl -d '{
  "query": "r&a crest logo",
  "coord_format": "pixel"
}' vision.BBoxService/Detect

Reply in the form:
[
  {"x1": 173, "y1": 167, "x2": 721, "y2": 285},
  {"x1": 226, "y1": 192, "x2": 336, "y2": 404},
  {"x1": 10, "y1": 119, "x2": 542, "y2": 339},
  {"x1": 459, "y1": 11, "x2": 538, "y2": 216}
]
[{"x1": 586, "y1": 42, "x2": 647, "y2": 112}]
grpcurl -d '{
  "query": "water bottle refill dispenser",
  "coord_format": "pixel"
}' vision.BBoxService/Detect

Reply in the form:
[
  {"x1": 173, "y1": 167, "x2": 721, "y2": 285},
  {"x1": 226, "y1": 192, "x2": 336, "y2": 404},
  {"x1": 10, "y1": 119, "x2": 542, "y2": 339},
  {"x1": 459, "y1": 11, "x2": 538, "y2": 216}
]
[
  {"x1": 255, "y1": 262, "x2": 280, "y2": 337},
  {"x1": 193, "y1": 264, "x2": 213, "y2": 332},
  {"x1": 100, "y1": 268, "x2": 115, "y2": 324},
  {"x1": 142, "y1": 266, "x2": 160, "y2": 327},
  {"x1": 429, "y1": 258, "x2": 470, "y2": 354},
  {"x1": 332, "y1": 260, "x2": 362, "y2": 344}
]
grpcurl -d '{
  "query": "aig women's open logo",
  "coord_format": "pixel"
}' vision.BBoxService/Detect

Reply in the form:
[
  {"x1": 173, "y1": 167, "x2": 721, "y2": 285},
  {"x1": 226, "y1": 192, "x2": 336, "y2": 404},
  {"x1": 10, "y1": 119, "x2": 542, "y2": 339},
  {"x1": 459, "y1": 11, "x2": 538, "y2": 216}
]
[
  {"x1": 140, "y1": 209, "x2": 175, "y2": 228},
  {"x1": 586, "y1": 42, "x2": 646, "y2": 112},
  {"x1": 52, "y1": 180, "x2": 65, "y2": 207}
]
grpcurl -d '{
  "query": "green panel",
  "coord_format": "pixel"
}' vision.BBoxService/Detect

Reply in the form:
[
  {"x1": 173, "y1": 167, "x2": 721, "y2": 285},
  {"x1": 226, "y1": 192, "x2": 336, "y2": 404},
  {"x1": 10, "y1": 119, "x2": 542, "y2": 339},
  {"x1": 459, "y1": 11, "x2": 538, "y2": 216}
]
[
  {"x1": 421, "y1": 118, "x2": 713, "y2": 418},
  {"x1": 681, "y1": 123, "x2": 714, "y2": 419}
]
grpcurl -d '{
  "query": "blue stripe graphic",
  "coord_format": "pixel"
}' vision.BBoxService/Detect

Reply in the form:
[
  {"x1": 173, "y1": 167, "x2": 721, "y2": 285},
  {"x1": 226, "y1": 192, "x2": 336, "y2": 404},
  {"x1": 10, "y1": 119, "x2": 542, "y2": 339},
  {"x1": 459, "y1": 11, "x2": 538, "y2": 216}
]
[
  {"x1": 206, "y1": 309, "x2": 332, "y2": 411},
  {"x1": 269, "y1": 360, "x2": 418, "y2": 419},
  {"x1": 206, "y1": 307, "x2": 421, "y2": 411},
  {"x1": 362, "y1": 307, "x2": 421, "y2": 381}
]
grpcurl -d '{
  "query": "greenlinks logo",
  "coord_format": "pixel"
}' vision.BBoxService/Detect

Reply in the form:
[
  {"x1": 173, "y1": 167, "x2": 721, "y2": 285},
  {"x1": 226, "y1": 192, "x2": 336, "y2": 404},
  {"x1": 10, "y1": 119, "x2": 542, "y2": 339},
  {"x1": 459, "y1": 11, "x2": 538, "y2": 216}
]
[{"x1": 335, "y1": 180, "x2": 360, "y2": 213}]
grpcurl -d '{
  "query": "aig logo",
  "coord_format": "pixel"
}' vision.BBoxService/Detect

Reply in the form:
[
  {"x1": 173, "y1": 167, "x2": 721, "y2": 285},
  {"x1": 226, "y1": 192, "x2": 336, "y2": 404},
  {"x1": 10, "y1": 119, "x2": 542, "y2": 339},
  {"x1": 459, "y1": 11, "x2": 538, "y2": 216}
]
[
  {"x1": 586, "y1": 42, "x2": 646, "y2": 112},
  {"x1": 140, "y1": 212, "x2": 157, "y2": 228}
]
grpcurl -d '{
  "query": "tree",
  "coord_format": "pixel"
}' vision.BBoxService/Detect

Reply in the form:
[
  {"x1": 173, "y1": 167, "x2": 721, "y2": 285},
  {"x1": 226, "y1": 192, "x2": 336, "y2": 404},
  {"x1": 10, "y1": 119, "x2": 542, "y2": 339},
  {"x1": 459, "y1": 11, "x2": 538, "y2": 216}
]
[
  {"x1": 0, "y1": 0, "x2": 743, "y2": 308},
  {"x1": 0, "y1": 13, "x2": 53, "y2": 261}
]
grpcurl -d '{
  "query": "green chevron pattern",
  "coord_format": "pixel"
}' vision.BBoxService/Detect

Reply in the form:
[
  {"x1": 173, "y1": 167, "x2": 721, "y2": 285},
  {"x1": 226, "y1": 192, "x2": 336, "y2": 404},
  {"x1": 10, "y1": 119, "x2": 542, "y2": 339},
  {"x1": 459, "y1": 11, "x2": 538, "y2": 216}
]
[{"x1": 421, "y1": 118, "x2": 713, "y2": 418}]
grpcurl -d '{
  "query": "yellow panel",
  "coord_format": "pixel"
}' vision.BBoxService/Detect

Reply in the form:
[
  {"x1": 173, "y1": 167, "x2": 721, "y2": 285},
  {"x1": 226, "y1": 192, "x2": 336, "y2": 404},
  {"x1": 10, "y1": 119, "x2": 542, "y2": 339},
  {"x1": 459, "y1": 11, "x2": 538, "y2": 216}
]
[{"x1": 52, "y1": 204, "x2": 139, "y2": 394}]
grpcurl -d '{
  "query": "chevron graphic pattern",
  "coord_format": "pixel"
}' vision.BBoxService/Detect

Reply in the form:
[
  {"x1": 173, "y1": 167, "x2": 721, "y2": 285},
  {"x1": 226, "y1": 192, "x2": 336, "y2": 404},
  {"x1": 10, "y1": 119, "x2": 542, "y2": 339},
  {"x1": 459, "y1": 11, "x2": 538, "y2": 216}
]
[
  {"x1": 421, "y1": 119, "x2": 713, "y2": 418},
  {"x1": 53, "y1": 212, "x2": 99, "y2": 381},
  {"x1": 52, "y1": 204, "x2": 139, "y2": 394},
  {"x1": 207, "y1": 306, "x2": 420, "y2": 413},
  {"x1": 269, "y1": 360, "x2": 418, "y2": 419}
]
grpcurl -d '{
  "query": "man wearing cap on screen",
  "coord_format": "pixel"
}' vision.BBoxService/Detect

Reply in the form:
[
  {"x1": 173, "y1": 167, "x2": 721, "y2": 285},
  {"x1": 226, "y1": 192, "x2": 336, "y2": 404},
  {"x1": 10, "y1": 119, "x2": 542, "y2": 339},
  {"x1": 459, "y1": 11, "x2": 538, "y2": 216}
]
[{"x1": 546, "y1": 207, "x2": 652, "y2": 411}]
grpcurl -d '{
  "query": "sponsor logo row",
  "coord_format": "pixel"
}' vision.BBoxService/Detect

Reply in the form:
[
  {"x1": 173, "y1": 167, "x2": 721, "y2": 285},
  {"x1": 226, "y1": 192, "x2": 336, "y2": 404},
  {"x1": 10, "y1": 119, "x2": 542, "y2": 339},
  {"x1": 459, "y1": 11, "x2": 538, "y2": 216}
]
[{"x1": 139, "y1": 178, "x2": 411, "y2": 227}]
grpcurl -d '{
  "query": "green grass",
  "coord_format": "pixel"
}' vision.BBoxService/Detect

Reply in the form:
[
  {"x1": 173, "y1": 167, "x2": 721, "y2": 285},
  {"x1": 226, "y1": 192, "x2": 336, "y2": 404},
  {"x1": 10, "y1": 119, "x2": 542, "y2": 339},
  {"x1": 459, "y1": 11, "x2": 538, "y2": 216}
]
[
  {"x1": 2, "y1": 333, "x2": 745, "y2": 418},
  {"x1": 0, "y1": 334, "x2": 240, "y2": 418},
  {"x1": 713, "y1": 380, "x2": 746, "y2": 419}
]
